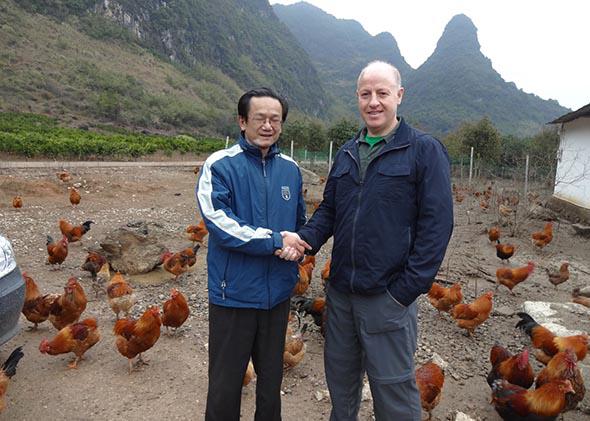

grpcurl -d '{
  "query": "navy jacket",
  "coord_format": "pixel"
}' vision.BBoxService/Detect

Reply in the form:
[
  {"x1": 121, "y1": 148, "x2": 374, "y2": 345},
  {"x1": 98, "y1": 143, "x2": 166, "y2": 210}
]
[
  {"x1": 196, "y1": 135, "x2": 306, "y2": 309},
  {"x1": 298, "y1": 118, "x2": 453, "y2": 306}
]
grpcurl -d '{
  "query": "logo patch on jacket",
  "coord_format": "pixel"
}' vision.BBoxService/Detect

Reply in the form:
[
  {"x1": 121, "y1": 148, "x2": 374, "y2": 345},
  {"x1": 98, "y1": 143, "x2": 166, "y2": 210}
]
[{"x1": 281, "y1": 186, "x2": 291, "y2": 201}]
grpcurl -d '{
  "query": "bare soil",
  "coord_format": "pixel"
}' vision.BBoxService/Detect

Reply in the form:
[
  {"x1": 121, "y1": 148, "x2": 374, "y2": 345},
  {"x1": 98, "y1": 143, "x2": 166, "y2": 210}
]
[{"x1": 1, "y1": 165, "x2": 590, "y2": 421}]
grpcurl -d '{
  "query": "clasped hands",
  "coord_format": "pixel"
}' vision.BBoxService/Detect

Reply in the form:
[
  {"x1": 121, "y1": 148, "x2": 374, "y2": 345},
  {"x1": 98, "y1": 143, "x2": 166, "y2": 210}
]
[{"x1": 274, "y1": 231, "x2": 311, "y2": 261}]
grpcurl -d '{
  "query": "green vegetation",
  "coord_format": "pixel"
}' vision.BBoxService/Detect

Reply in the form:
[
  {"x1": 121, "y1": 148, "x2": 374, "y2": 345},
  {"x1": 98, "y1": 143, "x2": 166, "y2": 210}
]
[{"x1": 0, "y1": 112, "x2": 224, "y2": 158}]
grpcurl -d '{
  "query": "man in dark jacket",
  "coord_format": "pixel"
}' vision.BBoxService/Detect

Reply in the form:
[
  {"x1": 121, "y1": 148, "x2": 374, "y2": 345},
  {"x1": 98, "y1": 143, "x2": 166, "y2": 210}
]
[
  {"x1": 196, "y1": 87, "x2": 307, "y2": 421},
  {"x1": 286, "y1": 61, "x2": 454, "y2": 420}
]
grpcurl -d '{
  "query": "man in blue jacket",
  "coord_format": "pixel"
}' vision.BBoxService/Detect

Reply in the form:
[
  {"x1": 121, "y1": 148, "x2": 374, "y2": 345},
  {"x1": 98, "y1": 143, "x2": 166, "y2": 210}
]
[
  {"x1": 286, "y1": 61, "x2": 454, "y2": 420},
  {"x1": 196, "y1": 87, "x2": 307, "y2": 421}
]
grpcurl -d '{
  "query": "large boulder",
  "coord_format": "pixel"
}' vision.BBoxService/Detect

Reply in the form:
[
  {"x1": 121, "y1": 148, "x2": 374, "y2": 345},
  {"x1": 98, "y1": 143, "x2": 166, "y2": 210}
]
[{"x1": 100, "y1": 221, "x2": 168, "y2": 275}]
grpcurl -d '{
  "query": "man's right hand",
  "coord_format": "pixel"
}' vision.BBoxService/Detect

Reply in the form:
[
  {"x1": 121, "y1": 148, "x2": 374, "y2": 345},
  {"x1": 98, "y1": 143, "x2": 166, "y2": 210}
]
[{"x1": 275, "y1": 231, "x2": 311, "y2": 261}]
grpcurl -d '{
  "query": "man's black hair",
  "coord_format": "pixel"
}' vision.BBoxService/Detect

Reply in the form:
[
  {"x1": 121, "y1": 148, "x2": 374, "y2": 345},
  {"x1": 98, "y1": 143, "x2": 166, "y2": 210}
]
[{"x1": 238, "y1": 87, "x2": 289, "y2": 123}]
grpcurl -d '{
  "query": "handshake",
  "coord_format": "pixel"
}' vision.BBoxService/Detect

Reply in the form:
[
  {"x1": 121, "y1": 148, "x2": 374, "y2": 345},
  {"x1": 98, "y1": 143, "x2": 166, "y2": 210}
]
[{"x1": 274, "y1": 231, "x2": 312, "y2": 261}]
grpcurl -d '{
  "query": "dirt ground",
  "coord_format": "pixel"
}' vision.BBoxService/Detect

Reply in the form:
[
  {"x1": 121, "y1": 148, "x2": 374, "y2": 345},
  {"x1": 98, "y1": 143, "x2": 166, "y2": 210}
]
[{"x1": 1, "y1": 163, "x2": 590, "y2": 421}]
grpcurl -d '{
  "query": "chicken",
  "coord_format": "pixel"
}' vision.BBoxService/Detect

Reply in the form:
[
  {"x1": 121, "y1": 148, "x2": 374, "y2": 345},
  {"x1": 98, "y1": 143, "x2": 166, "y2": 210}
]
[
  {"x1": 39, "y1": 318, "x2": 100, "y2": 369},
  {"x1": 162, "y1": 288, "x2": 190, "y2": 333},
  {"x1": 427, "y1": 282, "x2": 463, "y2": 316},
  {"x1": 293, "y1": 257, "x2": 315, "y2": 296},
  {"x1": 161, "y1": 251, "x2": 190, "y2": 281},
  {"x1": 243, "y1": 359, "x2": 256, "y2": 386},
  {"x1": 56, "y1": 170, "x2": 71, "y2": 182},
  {"x1": 0, "y1": 347, "x2": 24, "y2": 413},
  {"x1": 113, "y1": 306, "x2": 162, "y2": 374},
  {"x1": 450, "y1": 291, "x2": 493, "y2": 336},
  {"x1": 21, "y1": 272, "x2": 59, "y2": 330},
  {"x1": 46, "y1": 234, "x2": 68, "y2": 269},
  {"x1": 106, "y1": 271, "x2": 137, "y2": 320},
  {"x1": 495, "y1": 240, "x2": 515, "y2": 263},
  {"x1": 11, "y1": 196, "x2": 22, "y2": 209},
  {"x1": 81, "y1": 251, "x2": 108, "y2": 297},
  {"x1": 291, "y1": 295, "x2": 326, "y2": 336},
  {"x1": 59, "y1": 219, "x2": 94, "y2": 243},
  {"x1": 69, "y1": 187, "x2": 81, "y2": 206},
  {"x1": 496, "y1": 261, "x2": 535, "y2": 294},
  {"x1": 179, "y1": 244, "x2": 200, "y2": 267},
  {"x1": 487, "y1": 345, "x2": 534, "y2": 389},
  {"x1": 415, "y1": 361, "x2": 444, "y2": 421},
  {"x1": 488, "y1": 226, "x2": 500, "y2": 242},
  {"x1": 283, "y1": 319, "x2": 307, "y2": 370},
  {"x1": 535, "y1": 350, "x2": 585, "y2": 411},
  {"x1": 320, "y1": 258, "x2": 330, "y2": 287},
  {"x1": 186, "y1": 219, "x2": 208, "y2": 244},
  {"x1": 491, "y1": 378, "x2": 574, "y2": 420},
  {"x1": 532, "y1": 221, "x2": 553, "y2": 249},
  {"x1": 454, "y1": 191, "x2": 465, "y2": 203},
  {"x1": 516, "y1": 312, "x2": 589, "y2": 364},
  {"x1": 572, "y1": 288, "x2": 590, "y2": 308},
  {"x1": 498, "y1": 203, "x2": 514, "y2": 219},
  {"x1": 545, "y1": 262, "x2": 569, "y2": 289},
  {"x1": 48, "y1": 277, "x2": 88, "y2": 331}
]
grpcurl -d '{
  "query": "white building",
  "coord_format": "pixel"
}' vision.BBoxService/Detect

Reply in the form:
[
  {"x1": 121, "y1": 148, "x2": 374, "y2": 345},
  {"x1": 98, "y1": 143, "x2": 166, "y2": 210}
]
[{"x1": 549, "y1": 103, "x2": 590, "y2": 216}]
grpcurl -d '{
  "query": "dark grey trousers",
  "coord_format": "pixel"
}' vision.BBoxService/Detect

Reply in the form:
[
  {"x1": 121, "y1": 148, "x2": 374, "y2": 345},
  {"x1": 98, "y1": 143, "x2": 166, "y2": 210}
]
[
  {"x1": 324, "y1": 287, "x2": 421, "y2": 421},
  {"x1": 205, "y1": 300, "x2": 290, "y2": 421}
]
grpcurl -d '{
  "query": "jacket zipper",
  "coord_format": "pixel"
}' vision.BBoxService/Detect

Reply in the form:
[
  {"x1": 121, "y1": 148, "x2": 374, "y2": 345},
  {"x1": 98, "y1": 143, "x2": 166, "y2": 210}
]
[
  {"x1": 262, "y1": 157, "x2": 271, "y2": 308},
  {"x1": 345, "y1": 149, "x2": 362, "y2": 293}
]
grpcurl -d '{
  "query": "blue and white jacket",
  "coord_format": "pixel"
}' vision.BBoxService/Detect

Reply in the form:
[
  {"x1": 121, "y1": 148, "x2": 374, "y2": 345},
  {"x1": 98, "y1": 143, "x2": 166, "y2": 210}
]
[{"x1": 196, "y1": 135, "x2": 306, "y2": 309}]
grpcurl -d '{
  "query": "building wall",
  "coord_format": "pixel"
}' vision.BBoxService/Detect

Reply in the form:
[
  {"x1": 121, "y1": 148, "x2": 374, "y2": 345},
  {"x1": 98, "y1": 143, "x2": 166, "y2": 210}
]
[{"x1": 554, "y1": 117, "x2": 590, "y2": 209}]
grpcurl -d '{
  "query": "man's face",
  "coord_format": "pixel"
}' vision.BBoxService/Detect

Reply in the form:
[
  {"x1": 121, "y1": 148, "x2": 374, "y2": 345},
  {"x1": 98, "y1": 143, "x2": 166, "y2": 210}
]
[
  {"x1": 239, "y1": 96, "x2": 283, "y2": 154},
  {"x1": 357, "y1": 69, "x2": 404, "y2": 137}
]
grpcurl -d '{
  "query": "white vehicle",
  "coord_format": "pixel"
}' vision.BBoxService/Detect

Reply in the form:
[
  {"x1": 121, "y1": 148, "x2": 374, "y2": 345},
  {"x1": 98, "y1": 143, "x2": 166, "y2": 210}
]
[{"x1": 0, "y1": 234, "x2": 25, "y2": 345}]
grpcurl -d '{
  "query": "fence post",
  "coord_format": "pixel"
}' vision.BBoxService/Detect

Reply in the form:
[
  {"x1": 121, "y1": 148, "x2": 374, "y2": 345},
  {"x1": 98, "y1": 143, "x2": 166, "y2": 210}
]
[
  {"x1": 225, "y1": 136, "x2": 229, "y2": 149},
  {"x1": 469, "y1": 147, "x2": 474, "y2": 185},
  {"x1": 460, "y1": 157, "x2": 463, "y2": 181},
  {"x1": 304, "y1": 149, "x2": 307, "y2": 162},
  {"x1": 524, "y1": 154, "x2": 529, "y2": 205},
  {"x1": 290, "y1": 140, "x2": 294, "y2": 158},
  {"x1": 328, "y1": 141, "x2": 333, "y2": 171}
]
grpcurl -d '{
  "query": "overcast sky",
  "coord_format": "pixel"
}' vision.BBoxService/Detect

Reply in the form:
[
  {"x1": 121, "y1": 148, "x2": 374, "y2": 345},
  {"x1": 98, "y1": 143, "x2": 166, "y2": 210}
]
[{"x1": 272, "y1": 0, "x2": 588, "y2": 111}]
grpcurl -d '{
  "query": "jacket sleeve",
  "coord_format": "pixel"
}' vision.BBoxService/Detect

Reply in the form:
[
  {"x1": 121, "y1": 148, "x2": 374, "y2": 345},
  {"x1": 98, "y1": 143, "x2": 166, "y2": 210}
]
[
  {"x1": 391, "y1": 137, "x2": 454, "y2": 306},
  {"x1": 297, "y1": 154, "x2": 340, "y2": 253},
  {"x1": 196, "y1": 158, "x2": 282, "y2": 256}
]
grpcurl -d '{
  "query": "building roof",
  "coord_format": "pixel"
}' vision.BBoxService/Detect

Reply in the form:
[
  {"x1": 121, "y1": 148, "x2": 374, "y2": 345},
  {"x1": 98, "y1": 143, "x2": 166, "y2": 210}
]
[{"x1": 549, "y1": 102, "x2": 590, "y2": 124}]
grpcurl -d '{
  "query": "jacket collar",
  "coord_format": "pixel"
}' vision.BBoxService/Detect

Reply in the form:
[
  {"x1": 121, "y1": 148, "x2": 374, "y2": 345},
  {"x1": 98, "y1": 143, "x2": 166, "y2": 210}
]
[
  {"x1": 345, "y1": 117, "x2": 411, "y2": 154},
  {"x1": 238, "y1": 133, "x2": 280, "y2": 159}
]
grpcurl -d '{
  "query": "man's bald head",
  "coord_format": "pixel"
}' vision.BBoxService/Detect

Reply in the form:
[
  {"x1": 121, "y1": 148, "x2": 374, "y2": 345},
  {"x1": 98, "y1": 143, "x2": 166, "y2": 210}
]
[{"x1": 357, "y1": 61, "x2": 402, "y2": 89}]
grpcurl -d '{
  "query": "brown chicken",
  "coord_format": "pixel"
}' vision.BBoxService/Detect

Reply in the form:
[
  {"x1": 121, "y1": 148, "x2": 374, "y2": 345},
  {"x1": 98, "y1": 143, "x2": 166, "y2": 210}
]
[
  {"x1": 81, "y1": 252, "x2": 108, "y2": 297},
  {"x1": 496, "y1": 261, "x2": 535, "y2": 294},
  {"x1": 161, "y1": 251, "x2": 190, "y2": 281},
  {"x1": 487, "y1": 345, "x2": 534, "y2": 389},
  {"x1": 113, "y1": 306, "x2": 162, "y2": 374},
  {"x1": 0, "y1": 347, "x2": 24, "y2": 413},
  {"x1": 427, "y1": 282, "x2": 463, "y2": 316},
  {"x1": 59, "y1": 219, "x2": 94, "y2": 243},
  {"x1": 532, "y1": 221, "x2": 553, "y2": 249},
  {"x1": 535, "y1": 350, "x2": 585, "y2": 411},
  {"x1": 283, "y1": 319, "x2": 307, "y2": 370},
  {"x1": 488, "y1": 226, "x2": 500, "y2": 242},
  {"x1": 243, "y1": 359, "x2": 256, "y2": 386},
  {"x1": 292, "y1": 295, "x2": 326, "y2": 336},
  {"x1": 46, "y1": 234, "x2": 68, "y2": 269},
  {"x1": 545, "y1": 262, "x2": 569, "y2": 289},
  {"x1": 48, "y1": 277, "x2": 88, "y2": 331},
  {"x1": 106, "y1": 272, "x2": 136, "y2": 320},
  {"x1": 21, "y1": 272, "x2": 59, "y2": 330},
  {"x1": 495, "y1": 240, "x2": 515, "y2": 263},
  {"x1": 293, "y1": 257, "x2": 315, "y2": 296},
  {"x1": 11, "y1": 196, "x2": 22, "y2": 209},
  {"x1": 179, "y1": 244, "x2": 200, "y2": 267},
  {"x1": 186, "y1": 219, "x2": 208, "y2": 244},
  {"x1": 162, "y1": 288, "x2": 190, "y2": 333},
  {"x1": 69, "y1": 187, "x2": 81, "y2": 206},
  {"x1": 415, "y1": 361, "x2": 444, "y2": 421},
  {"x1": 320, "y1": 258, "x2": 330, "y2": 287},
  {"x1": 498, "y1": 204, "x2": 514, "y2": 219},
  {"x1": 56, "y1": 170, "x2": 71, "y2": 182},
  {"x1": 516, "y1": 312, "x2": 589, "y2": 364},
  {"x1": 491, "y1": 378, "x2": 574, "y2": 420},
  {"x1": 451, "y1": 291, "x2": 493, "y2": 336},
  {"x1": 572, "y1": 288, "x2": 590, "y2": 308},
  {"x1": 39, "y1": 318, "x2": 100, "y2": 369}
]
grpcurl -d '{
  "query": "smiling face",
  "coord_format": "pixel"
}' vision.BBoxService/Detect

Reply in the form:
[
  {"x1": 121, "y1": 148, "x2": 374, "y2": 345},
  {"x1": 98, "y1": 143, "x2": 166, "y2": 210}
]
[
  {"x1": 239, "y1": 96, "x2": 283, "y2": 156},
  {"x1": 357, "y1": 66, "x2": 404, "y2": 137}
]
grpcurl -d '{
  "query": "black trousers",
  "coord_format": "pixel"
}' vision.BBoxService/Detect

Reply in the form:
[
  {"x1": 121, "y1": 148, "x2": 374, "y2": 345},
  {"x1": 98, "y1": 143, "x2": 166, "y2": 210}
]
[{"x1": 205, "y1": 299, "x2": 290, "y2": 421}]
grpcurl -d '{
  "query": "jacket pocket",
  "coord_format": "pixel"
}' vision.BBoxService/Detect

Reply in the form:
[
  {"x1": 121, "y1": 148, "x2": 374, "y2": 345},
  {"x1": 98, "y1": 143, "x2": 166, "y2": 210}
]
[{"x1": 331, "y1": 163, "x2": 356, "y2": 205}]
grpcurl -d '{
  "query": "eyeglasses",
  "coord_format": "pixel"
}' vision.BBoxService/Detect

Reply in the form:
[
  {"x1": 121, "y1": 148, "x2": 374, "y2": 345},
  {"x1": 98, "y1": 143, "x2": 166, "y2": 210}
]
[{"x1": 250, "y1": 116, "x2": 282, "y2": 128}]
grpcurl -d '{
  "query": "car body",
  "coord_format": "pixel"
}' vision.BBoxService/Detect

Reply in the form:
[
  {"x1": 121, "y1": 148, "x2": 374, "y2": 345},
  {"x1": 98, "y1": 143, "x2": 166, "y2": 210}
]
[{"x1": 0, "y1": 234, "x2": 25, "y2": 346}]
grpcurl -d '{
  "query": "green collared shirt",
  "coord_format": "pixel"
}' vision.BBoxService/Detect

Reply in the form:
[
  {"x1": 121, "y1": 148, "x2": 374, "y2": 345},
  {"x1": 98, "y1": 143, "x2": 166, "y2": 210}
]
[{"x1": 358, "y1": 119, "x2": 399, "y2": 180}]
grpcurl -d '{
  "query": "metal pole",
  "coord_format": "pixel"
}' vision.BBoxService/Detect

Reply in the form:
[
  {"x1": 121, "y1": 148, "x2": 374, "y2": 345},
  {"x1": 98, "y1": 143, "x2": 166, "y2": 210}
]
[
  {"x1": 469, "y1": 147, "x2": 474, "y2": 185},
  {"x1": 460, "y1": 157, "x2": 463, "y2": 181},
  {"x1": 524, "y1": 154, "x2": 530, "y2": 205},
  {"x1": 304, "y1": 149, "x2": 307, "y2": 161},
  {"x1": 225, "y1": 136, "x2": 229, "y2": 149},
  {"x1": 328, "y1": 141, "x2": 334, "y2": 170},
  {"x1": 290, "y1": 140, "x2": 294, "y2": 158}
]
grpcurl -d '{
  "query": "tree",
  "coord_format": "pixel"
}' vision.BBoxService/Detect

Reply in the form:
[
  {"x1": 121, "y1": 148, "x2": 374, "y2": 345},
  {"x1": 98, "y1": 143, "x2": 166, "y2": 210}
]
[
  {"x1": 327, "y1": 118, "x2": 359, "y2": 149},
  {"x1": 280, "y1": 119, "x2": 308, "y2": 150},
  {"x1": 457, "y1": 117, "x2": 501, "y2": 164}
]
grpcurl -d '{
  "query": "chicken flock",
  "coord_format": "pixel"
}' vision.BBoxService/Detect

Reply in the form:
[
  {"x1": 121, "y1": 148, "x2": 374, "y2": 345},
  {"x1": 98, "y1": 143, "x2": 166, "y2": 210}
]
[{"x1": 2, "y1": 173, "x2": 590, "y2": 420}]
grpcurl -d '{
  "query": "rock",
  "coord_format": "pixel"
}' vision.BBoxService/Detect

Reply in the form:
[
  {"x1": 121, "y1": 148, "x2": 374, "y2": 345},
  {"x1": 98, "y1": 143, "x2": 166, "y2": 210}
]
[
  {"x1": 493, "y1": 305, "x2": 515, "y2": 317},
  {"x1": 455, "y1": 411, "x2": 476, "y2": 421},
  {"x1": 100, "y1": 221, "x2": 169, "y2": 274},
  {"x1": 520, "y1": 301, "x2": 589, "y2": 335}
]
